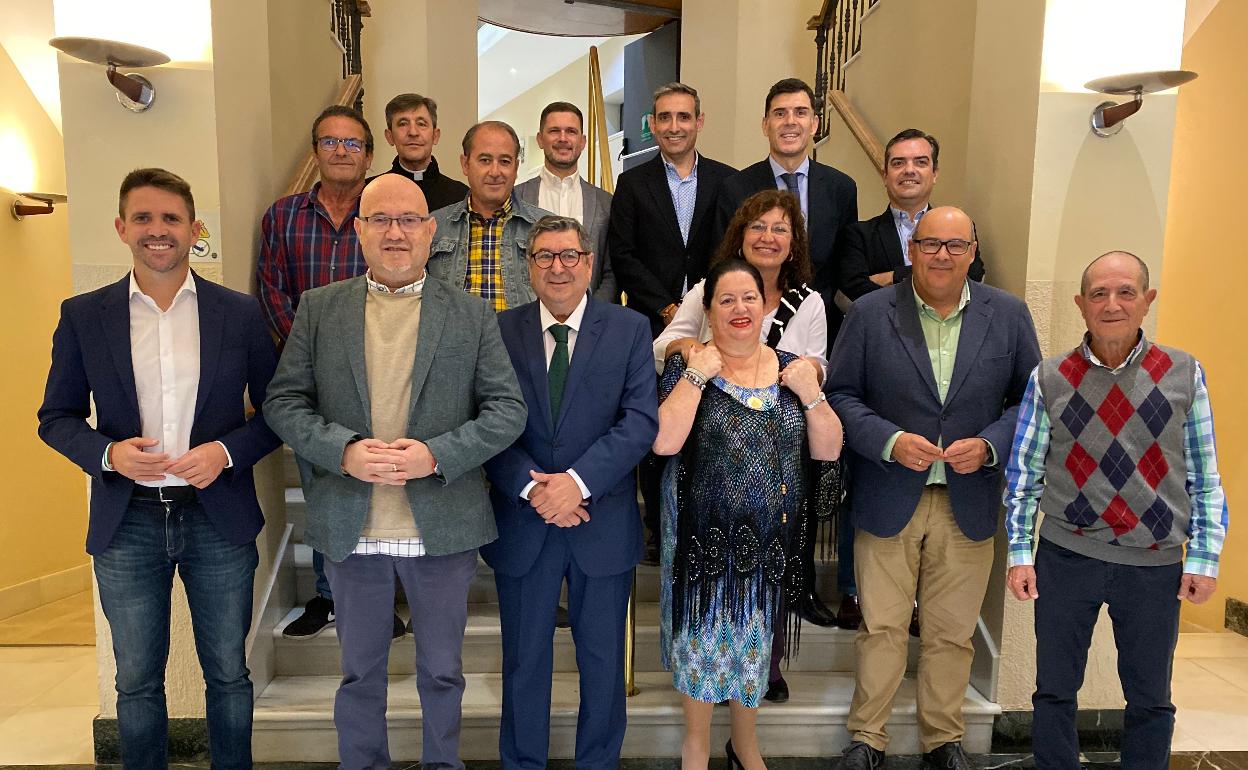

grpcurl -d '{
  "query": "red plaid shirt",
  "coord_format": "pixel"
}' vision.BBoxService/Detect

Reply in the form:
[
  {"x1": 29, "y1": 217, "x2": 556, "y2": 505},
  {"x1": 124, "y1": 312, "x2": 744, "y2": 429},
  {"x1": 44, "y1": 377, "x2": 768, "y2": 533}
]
[{"x1": 257, "y1": 182, "x2": 366, "y2": 340}]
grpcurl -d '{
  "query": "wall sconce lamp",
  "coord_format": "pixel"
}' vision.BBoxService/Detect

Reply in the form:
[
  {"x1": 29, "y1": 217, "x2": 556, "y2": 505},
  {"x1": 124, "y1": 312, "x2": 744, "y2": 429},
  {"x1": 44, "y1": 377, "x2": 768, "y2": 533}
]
[
  {"x1": 49, "y1": 36, "x2": 171, "y2": 113},
  {"x1": 6, "y1": 191, "x2": 68, "y2": 220},
  {"x1": 1085, "y1": 70, "x2": 1198, "y2": 138}
]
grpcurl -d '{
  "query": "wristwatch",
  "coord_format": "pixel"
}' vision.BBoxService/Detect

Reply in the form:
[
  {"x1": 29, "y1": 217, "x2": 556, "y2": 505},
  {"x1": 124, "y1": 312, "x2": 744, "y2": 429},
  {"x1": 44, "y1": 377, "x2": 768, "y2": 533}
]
[{"x1": 802, "y1": 392, "x2": 827, "y2": 412}]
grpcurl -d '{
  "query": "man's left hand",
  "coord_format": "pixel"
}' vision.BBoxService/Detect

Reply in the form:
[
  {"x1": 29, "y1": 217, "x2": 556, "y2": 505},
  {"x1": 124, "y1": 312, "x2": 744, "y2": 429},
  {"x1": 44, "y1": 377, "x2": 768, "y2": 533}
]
[
  {"x1": 382, "y1": 438, "x2": 436, "y2": 480},
  {"x1": 166, "y1": 442, "x2": 229, "y2": 489},
  {"x1": 1178, "y1": 574, "x2": 1217, "y2": 604},
  {"x1": 529, "y1": 471, "x2": 587, "y2": 520},
  {"x1": 943, "y1": 438, "x2": 989, "y2": 474}
]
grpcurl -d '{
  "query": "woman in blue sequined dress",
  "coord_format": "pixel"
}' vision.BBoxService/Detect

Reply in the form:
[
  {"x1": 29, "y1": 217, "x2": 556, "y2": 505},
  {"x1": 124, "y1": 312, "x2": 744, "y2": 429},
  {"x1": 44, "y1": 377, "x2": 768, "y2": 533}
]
[{"x1": 653, "y1": 258, "x2": 843, "y2": 770}]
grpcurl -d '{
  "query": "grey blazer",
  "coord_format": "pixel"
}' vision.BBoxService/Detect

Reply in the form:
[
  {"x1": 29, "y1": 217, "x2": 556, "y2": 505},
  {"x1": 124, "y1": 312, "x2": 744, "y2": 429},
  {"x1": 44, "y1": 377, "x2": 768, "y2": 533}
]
[
  {"x1": 264, "y1": 275, "x2": 528, "y2": 561},
  {"x1": 515, "y1": 175, "x2": 618, "y2": 302}
]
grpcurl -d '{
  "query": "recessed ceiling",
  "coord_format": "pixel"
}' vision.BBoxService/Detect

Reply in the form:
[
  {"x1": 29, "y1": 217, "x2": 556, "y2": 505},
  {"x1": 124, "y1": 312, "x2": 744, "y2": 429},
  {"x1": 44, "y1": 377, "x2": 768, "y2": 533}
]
[{"x1": 479, "y1": 0, "x2": 679, "y2": 36}]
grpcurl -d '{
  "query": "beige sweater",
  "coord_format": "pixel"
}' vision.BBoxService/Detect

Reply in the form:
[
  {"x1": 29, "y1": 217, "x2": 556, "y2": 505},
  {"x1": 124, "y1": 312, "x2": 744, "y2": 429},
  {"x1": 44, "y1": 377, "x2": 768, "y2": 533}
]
[{"x1": 361, "y1": 289, "x2": 422, "y2": 538}]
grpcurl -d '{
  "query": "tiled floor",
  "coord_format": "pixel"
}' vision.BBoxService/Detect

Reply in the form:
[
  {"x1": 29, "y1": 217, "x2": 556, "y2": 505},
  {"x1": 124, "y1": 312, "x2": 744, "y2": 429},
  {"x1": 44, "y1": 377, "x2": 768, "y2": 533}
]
[{"x1": 1, "y1": 631, "x2": 1247, "y2": 765}]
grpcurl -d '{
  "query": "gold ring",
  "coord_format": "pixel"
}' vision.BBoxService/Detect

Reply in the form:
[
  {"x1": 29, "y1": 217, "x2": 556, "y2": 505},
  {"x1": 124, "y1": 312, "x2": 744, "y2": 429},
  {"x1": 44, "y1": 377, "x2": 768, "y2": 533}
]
[{"x1": 391, "y1": 463, "x2": 398, "y2": 472}]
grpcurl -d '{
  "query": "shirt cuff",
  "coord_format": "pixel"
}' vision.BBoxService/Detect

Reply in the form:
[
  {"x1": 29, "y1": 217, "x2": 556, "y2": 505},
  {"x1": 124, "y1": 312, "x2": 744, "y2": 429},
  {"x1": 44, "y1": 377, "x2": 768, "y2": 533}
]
[
  {"x1": 1183, "y1": 551, "x2": 1220, "y2": 578},
  {"x1": 102, "y1": 442, "x2": 114, "y2": 472},
  {"x1": 567, "y1": 469, "x2": 591, "y2": 500},
  {"x1": 1006, "y1": 546, "x2": 1035, "y2": 569},
  {"x1": 982, "y1": 438, "x2": 998, "y2": 467},
  {"x1": 520, "y1": 480, "x2": 538, "y2": 500},
  {"x1": 215, "y1": 441, "x2": 234, "y2": 468},
  {"x1": 882, "y1": 431, "x2": 903, "y2": 462}
]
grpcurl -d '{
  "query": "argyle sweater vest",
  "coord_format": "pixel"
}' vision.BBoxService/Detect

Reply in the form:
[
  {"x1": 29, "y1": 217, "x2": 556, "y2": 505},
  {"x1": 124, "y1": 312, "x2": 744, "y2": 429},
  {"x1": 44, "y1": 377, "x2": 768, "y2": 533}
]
[{"x1": 1036, "y1": 340, "x2": 1194, "y2": 566}]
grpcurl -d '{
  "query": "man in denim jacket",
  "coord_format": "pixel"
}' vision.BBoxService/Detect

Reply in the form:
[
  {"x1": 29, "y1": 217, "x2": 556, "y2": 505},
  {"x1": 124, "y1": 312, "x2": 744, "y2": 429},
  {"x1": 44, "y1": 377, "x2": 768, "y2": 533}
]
[{"x1": 429, "y1": 120, "x2": 551, "y2": 311}]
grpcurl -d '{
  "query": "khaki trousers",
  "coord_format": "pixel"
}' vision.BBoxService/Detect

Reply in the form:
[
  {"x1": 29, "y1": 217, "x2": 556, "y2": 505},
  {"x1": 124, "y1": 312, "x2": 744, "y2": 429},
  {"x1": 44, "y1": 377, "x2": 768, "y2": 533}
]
[{"x1": 847, "y1": 486, "x2": 995, "y2": 753}]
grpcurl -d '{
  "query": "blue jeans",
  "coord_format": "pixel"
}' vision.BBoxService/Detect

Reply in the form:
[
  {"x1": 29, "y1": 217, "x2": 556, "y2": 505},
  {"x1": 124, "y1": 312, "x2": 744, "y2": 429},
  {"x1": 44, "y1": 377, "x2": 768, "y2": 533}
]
[
  {"x1": 94, "y1": 497, "x2": 258, "y2": 770},
  {"x1": 311, "y1": 548, "x2": 333, "y2": 600},
  {"x1": 1032, "y1": 539, "x2": 1181, "y2": 769}
]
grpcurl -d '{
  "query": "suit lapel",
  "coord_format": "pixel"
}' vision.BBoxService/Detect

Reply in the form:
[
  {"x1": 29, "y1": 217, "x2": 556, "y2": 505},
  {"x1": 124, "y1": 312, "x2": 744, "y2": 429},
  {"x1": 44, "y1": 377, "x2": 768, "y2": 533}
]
[
  {"x1": 192, "y1": 273, "x2": 222, "y2": 424},
  {"x1": 944, "y1": 286, "x2": 992, "y2": 404},
  {"x1": 342, "y1": 279, "x2": 372, "y2": 426},
  {"x1": 407, "y1": 278, "x2": 449, "y2": 418},
  {"x1": 518, "y1": 304, "x2": 554, "y2": 429},
  {"x1": 580, "y1": 178, "x2": 599, "y2": 227},
  {"x1": 687, "y1": 155, "x2": 722, "y2": 240},
  {"x1": 554, "y1": 299, "x2": 603, "y2": 432},
  {"x1": 877, "y1": 207, "x2": 906, "y2": 268},
  {"x1": 518, "y1": 178, "x2": 539, "y2": 206},
  {"x1": 100, "y1": 275, "x2": 140, "y2": 418},
  {"x1": 644, "y1": 157, "x2": 683, "y2": 246},
  {"x1": 889, "y1": 282, "x2": 940, "y2": 402},
  {"x1": 805, "y1": 162, "x2": 828, "y2": 243}
]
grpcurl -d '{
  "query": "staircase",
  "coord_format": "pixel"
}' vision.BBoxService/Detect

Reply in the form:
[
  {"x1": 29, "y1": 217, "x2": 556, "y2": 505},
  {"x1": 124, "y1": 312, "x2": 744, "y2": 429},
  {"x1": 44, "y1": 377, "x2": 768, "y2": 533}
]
[{"x1": 251, "y1": 450, "x2": 999, "y2": 761}]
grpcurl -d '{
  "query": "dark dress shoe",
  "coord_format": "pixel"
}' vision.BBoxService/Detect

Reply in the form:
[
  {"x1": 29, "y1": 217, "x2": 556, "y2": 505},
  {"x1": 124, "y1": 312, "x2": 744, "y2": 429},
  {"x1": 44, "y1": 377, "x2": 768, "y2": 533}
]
[
  {"x1": 836, "y1": 594, "x2": 862, "y2": 630},
  {"x1": 392, "y1": 612, "x2": 405, "y2": 640},
  {"x1": 923, "y1": 740, "x2": 974, "y2": 769},
  {"x1": 725, "y1": 739, "x2": 745, "y2": 770},
  {"x1": 763, "y1": 676, "x2": 789, "y2": 703},
  {"x1": 909, "y1": 605, "x2": 921, "y2": 637},
  {"x1": 839, "y1": 741, "x2": 884, "y2": 769},
  {"x1": 555, "y1": 604, "x2": 571, "y2": 629},
  {"x1": 642, "y1": 536, "x2": 660, "y2": 566},
  {"x1": 798, "y1": 592, "x2": 838, "y2": 626}
]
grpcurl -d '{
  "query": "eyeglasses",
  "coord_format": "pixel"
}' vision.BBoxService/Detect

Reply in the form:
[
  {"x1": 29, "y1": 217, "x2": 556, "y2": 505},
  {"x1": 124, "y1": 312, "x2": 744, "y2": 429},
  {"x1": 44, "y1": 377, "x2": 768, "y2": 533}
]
[
  {"x1": 531, "y1": 249, "x2": 589, "y2": 268},
  {"x1": 358, "y1": 214, "x2": 432, "y2": 231},
  {"x1": 912, "y1": 237, "x2": 972, "y2": 256},
  {"x1": 317, "y1": 136, "x2": 365, "y2": 153},
  {"x1": 746, "y1": 221, "x2": 791, "y2": 237}
]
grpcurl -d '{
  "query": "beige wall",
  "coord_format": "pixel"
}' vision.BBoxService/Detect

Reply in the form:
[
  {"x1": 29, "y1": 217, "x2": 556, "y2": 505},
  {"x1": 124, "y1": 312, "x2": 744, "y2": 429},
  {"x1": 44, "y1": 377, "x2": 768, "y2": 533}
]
[
  {"x1": 1158, "y1": 0, "x2": 1246, "y2": 633},
  {"x1": 0, "y1": 43, "x2": 90, "y2": 618},
  {"x1": 681, "y1": 0, "x2": 822, "y2": 168},
  {"x1": 267, "y1": 0, "x2": 344, "y2": 195},
  {"x1": 362, "y1": 0, "x2": 478, "y2": 184}
]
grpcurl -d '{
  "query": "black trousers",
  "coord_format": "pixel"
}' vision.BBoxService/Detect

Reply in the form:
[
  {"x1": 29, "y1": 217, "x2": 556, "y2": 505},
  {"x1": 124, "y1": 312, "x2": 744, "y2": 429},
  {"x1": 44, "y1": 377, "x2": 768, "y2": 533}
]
[{"x1": 1032, "y1": 538, "x2": 1182, "y2": 770}]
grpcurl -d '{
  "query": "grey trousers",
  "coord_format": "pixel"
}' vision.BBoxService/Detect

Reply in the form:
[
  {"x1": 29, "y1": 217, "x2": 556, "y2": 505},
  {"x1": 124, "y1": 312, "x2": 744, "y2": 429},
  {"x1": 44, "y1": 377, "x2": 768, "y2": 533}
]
[{"x1": 324, "y1": 549, "x2": 478, "y2": 770}]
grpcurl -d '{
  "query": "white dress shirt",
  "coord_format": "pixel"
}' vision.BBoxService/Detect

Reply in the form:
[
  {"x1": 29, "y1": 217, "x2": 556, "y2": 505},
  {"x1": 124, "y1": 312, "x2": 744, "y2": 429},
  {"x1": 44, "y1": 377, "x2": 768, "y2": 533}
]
[
  {"x1": 519, "y1": 295, "x2": 592, "y2": 502},
  {"x1": 536, "y1": 166, "x2": 585, "y2": 224},
  {"x1": 890, "y1": 204, "x2": 928, "y2": 266}
]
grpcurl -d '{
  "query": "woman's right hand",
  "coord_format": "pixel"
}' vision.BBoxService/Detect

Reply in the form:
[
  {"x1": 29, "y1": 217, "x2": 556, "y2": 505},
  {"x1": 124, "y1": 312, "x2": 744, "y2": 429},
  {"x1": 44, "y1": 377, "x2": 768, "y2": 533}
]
[{"x1": 687, "y1": 342, "x2": 723, "y2": 379}]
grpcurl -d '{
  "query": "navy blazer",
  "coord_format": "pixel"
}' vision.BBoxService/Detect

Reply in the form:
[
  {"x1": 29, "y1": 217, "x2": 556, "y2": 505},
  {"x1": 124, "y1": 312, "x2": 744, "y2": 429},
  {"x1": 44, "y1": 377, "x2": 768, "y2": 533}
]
[
  {"x1": 825, "y1": 279, "x2": 1040, "y2": 541},
  {"x1": 715, "y1": 157, "x2": 858, "y2": 344},
  {"x1": 482, "y1": 297, "x2": 658, "y2": 578},
  {"x1": 38, "y1": 272, "x2": 282, "y2": 555},
  {"x1": 608, "y1": 152, "x2": 737, "y2": 336},
  {"x1": 837, "y1": 206, "x2": 987, "y2": 302}
]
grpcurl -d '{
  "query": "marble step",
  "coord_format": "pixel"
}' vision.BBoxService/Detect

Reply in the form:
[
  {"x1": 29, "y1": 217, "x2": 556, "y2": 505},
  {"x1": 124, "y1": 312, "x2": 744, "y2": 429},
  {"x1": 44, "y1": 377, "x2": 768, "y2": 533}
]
[
  {"x1": 271, "y1": 602, "x2": 912, "y2": 676},
  {"x1": 291, "y1": 543, "x2": 847, "y2": 607},
  {"x1": 252, "y1": 671, "x2": 998, "y2": 760}
]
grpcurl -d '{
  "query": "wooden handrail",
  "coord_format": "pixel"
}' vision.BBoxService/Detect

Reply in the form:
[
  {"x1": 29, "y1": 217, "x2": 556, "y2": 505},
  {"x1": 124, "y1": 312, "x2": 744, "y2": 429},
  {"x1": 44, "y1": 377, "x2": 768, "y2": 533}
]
[
  {"x1": 283, "y1": 73, "x2": 364, "y2": 197},
  {"x1": 827, "y1": 89, "x2": 884, "y2": 175}
]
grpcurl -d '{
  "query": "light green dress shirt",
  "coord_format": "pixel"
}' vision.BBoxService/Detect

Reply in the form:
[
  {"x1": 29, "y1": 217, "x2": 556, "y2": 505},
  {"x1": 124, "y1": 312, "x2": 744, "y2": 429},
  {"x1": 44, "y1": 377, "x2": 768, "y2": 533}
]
[{"x1": 881, "y1": 281, "x2": 996, "y2": 483}]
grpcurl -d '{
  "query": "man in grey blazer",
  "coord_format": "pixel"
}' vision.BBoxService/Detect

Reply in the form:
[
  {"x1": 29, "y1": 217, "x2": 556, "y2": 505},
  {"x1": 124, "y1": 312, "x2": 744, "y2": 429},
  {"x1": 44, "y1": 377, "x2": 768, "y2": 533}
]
[
  {"x1": 827, "y1": 207, "x2": 1040, "y2": 769},
  {"x1": 515, "y1": 101, "x2": 617, "y2": 302},
  {"x1": 265, "y1": 174, "x2": 527, "y2": 770}
]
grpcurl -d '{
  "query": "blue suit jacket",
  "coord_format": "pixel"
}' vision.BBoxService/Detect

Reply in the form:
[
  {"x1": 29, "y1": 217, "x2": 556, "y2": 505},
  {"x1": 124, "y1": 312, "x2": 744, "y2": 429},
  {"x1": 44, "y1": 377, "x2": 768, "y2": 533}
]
[
  {"x1": 826, "y1": 279, "x2": 1040, "y2": 541},
  {"x1": 38, "y1": 272, "x2": 282, "y2": 555},
  {"x1": 482, "y1": 297, "x2": 658, "y2": 578}
]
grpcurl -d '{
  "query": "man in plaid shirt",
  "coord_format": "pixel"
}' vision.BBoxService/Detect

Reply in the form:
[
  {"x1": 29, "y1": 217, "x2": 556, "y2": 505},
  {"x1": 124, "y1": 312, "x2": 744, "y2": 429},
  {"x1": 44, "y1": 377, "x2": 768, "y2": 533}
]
[
  {"x1": 257, "y1": 104, "x2": 404, "y2": 641},
  {"x1": 1004, "y1": 251, "x2": 1229, "y2": 768}
]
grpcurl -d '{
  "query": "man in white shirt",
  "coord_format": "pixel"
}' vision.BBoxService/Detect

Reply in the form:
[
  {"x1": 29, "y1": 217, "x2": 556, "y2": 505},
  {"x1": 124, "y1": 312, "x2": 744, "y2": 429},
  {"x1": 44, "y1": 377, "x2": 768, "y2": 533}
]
[
  {"x1": 515, "y1": 101, "x2": 618, "y2": 302},
  {"x1": 39, "y1": 168, "x2": 282, "y2": 769}
]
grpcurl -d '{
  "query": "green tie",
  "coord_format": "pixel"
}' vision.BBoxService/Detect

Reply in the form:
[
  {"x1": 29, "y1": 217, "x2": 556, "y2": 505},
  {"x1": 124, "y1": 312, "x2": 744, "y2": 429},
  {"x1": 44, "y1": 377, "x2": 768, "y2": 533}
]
[{"x1": 548, "y1": 323, "x2": 570, "y2": 422}]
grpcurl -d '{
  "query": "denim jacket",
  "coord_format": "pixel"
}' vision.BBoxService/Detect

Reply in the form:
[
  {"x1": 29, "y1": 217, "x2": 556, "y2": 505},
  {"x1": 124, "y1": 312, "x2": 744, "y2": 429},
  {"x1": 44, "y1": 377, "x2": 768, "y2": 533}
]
[{"x1": 428, "y1": 194, "x2": 551, "y2": 310}]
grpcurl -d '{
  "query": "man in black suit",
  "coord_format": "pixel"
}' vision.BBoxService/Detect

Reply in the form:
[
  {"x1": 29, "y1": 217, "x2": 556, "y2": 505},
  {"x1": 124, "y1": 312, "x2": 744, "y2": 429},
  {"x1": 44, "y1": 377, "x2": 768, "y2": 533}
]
[
  {"x1": 608, "y1": 82, "x2": 735, "y2": 561},
  {"x1": 715, "y1": 77, "x2": 858, "y2": 343},
  {"x1": 837, "y1": 128, "x2": 985, "y2": 303}
]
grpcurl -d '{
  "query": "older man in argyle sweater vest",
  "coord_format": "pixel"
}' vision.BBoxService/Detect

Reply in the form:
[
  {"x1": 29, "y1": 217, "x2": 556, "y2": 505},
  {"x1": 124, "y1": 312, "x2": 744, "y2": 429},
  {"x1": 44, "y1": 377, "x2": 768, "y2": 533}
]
[{"x1": 1004, "y1": 252, "x2": 1229, "y2": 770}]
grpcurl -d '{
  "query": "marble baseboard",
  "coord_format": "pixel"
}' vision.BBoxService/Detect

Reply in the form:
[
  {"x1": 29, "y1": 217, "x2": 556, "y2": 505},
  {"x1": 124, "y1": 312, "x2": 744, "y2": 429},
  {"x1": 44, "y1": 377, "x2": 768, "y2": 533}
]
[
  {"x1": 93, "y1": 717, "x2": 210, "y2": 763},
  {"x1": 1225, "y1": 597, "x2": 1248, "y2": 638},
  {"x1": 993, "y1": 709, "x2": 1125, "y2": 752}
]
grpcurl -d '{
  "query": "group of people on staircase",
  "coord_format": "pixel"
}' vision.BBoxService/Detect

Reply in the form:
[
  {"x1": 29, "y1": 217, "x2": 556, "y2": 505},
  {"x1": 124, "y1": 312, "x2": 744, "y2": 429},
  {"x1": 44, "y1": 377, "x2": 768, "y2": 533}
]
[{"x1": 36, "y1": 73, "x2": 1228, "y2": 770}]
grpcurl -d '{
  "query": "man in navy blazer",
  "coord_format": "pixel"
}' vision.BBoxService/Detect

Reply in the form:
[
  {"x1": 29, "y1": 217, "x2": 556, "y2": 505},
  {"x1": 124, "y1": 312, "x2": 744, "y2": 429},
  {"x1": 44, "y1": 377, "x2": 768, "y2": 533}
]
[
  {"x1": 38, "y1": 168, "x2": 281, "y2": 769},
  {"x1": 484, "y1": 215, "x2": 658, "y2": 770},
  {"x1": 826, "y1": 207, "x2": 1040, "y2": 768}
]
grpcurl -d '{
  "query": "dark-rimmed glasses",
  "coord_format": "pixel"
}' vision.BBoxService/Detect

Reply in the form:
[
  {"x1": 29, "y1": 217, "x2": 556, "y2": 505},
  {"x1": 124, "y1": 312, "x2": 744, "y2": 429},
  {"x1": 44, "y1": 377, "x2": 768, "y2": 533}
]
[
  {"x1": 912, "y1": 237, "x2": 972, "y2": 256},
  {"x1": 530, "y1": 249, "x2": 589, "y2": 268}
]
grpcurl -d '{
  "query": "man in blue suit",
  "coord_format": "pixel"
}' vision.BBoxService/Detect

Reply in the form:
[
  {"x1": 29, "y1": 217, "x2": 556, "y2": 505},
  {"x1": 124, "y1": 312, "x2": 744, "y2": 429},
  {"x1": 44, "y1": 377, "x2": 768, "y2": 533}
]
[
  {"x1": 827, "y1": 207, "x2": 1040, "y2": 770},
  {"x1": 38, "y1": 168, "x2": 281, "y2": 769},
  {"x1": 484, "y1": 215, "x2": 658, "y2": 770}
]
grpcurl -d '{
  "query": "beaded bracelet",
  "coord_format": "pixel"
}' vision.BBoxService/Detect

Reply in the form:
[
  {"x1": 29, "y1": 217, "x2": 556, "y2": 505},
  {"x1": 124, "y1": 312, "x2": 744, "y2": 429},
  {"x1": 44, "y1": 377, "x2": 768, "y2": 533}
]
[{"x1": 682, "y1": 369, "x2": 707, "y2": 391}]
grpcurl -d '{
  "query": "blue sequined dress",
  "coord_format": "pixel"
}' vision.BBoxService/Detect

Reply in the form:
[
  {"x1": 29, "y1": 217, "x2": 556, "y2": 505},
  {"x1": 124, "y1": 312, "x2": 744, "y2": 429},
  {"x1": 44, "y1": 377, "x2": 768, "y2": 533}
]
[{"x1": 658, "y1": 351, "x2": 809, "y2": 707}]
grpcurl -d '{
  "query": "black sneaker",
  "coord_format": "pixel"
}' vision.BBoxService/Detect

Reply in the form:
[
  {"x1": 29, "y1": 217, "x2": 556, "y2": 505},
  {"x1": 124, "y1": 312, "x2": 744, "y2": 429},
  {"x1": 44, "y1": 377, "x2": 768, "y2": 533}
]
[
  {"x1": 283, "y1": 595, "x2": 334, "y2": 638},
  {"x1": 839, "y1": 741, "x2": 884, "y2": 770},
  {"x1": 923, "y1": 741, "x2": 974, "y2": 770},
  {"x1": 392, "y1": 613, "x2": 405, "y2": 640}
]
